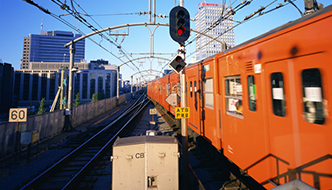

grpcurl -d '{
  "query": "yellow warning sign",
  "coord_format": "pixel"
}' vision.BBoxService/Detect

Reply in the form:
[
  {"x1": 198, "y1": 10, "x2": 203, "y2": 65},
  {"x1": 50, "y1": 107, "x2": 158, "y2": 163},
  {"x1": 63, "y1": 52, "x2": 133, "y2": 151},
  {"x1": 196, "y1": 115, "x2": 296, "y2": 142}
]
[{"x1": 175, "y1": 107, "x2": 190, "y2": 119}]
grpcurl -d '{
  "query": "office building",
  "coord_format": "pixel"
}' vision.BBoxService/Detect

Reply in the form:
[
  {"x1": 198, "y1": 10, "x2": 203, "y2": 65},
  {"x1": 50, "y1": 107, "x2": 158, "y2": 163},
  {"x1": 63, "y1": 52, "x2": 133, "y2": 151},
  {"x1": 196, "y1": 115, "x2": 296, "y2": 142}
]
[
  {"x1": 195, "y1": 2, "x2": 235, "y2": 61},
  {"x1": 22, "y1": 30, "x2": 85, "y2": 69},
  {"x1": 13, "y1": 62, "x2": 117, "y2": 108}
]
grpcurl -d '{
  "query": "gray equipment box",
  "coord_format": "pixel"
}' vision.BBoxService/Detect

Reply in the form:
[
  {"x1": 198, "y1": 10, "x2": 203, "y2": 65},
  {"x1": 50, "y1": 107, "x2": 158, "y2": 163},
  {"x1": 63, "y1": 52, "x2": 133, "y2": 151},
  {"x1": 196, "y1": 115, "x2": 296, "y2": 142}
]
[{"x1": 111, "y1": 136, "x2": 179, "y2": 190}]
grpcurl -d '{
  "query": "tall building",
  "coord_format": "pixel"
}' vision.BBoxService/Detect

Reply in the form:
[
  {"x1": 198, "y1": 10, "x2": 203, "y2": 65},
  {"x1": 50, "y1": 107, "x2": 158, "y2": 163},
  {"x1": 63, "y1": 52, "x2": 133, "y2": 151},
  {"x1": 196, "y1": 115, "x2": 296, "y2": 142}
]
[
  {"x1": 195, "y1": 2, "x2": 235, "y2": 61},
  {"x1": 22, "y1": 30, "x2": 85, "y2": 69}
]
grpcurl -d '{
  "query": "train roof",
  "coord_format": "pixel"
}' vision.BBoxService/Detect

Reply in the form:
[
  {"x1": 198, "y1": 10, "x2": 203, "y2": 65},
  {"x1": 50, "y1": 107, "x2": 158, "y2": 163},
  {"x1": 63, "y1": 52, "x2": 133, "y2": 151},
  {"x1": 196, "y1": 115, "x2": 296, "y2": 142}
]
[
  {"x1": 223, "y1": 4, "x2": 332, "y2": 55},
  {"x1": 148, "y1": 5, "x2": 332, "y2": 84}
]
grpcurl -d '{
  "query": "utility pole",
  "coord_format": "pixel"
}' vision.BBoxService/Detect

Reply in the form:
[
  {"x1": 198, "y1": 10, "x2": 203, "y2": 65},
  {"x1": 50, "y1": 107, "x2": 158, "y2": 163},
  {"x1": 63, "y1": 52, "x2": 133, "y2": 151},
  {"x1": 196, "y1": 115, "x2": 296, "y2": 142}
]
[
  {"x1": 116, "y1": 66, "x2": 120, "y2": 105},
  {"x1": 63, "y1": 42, "x2": 75, "y2": 131}
]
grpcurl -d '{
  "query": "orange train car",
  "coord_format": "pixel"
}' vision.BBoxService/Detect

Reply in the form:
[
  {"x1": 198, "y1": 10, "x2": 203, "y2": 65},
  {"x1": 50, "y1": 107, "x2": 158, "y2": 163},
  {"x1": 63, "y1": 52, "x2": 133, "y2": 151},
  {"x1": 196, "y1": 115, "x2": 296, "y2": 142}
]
[{"x1": 148, "y1": 5, "x2": 332, "y2": 189}]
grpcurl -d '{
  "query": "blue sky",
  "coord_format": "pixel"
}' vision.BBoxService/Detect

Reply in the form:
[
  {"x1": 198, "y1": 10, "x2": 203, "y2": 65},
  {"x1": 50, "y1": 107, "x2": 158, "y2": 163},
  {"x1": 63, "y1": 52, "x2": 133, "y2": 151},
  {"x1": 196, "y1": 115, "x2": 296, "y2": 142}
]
[{"x1": 0, "y1": 0, "x2": 331, "y2": 81}]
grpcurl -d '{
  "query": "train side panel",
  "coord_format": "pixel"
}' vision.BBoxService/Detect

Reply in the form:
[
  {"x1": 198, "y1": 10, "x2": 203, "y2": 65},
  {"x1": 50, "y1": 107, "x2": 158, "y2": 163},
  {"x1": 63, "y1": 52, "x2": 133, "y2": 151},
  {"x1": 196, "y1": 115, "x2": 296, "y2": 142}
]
[
  {"x1": 217, "y1": 49, "x2": 271, "y2": 184},
  {"x1": 218, "y1": 7, "x2": 332, "y2": 189}
]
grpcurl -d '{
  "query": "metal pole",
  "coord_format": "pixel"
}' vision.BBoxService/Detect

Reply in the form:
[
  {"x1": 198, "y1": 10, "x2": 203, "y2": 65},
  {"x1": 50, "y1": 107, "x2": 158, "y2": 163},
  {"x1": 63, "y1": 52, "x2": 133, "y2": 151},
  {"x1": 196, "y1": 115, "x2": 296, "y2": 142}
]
[
  {"x1": 63, "y1": 42, "x2": 74, "y2": 131},
  {"x1": 116, "y1": 66, "x2": 120, "y2": 105},
  {"x1": 68, "y1": 42, "x2": 74, "y2": 112},
  {"x1": 180, "y1": 0, "x2": 184, "y2": 6},
  {"x1": 179, "y1": 2, "x2": 188, "y2": 188},
  {"x1": 179, "y1": 46, "x2": 188, "y2": 190},
  {"x1": 153, "y1": 0, "x2": 156, "y2": 23},
  {"x1": 149, "y1": 0, "x2": 151, "y2": 23},
  {"x1": 131, "y1": 75, "x2": 133, "y2": 95},
  {"x1": 60, "y1": 69, "x2": 64, "y2": 109},
  {"x1": 136, "y1": 78, "x2": 138, "y2": 91}
]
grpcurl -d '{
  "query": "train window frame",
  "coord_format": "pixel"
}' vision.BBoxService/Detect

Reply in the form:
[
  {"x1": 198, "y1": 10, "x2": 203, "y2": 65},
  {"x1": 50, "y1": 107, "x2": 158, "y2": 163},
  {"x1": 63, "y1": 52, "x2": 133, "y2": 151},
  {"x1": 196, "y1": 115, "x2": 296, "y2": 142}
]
[
  {"x1": 199, "y1": 80, "x2": 201, "y2": 99},
  {"x1": 301, "y1": 68, "x2": 325, "y2": 124},
  {"x1": 204, "y1": 78, "x2": 214, "y2": 109},
  {"x1": 194, "y1": 81, "x2": 197, "y2": 99},
  {"x1": 190, "y1": 81, "x2": 193, "y2": 98},
  {"x1": 166, "y1": 83, "x2": 170, "y2": 96},
  {"x1": 225, "y1": 75, "x2": 243, "y2": 118},
  {"x1": 270, "y1": 72, "x2": 286, "y2": 117},
  {"x1": 247, "y1": 75, "x2": 257, "y2": 111}
]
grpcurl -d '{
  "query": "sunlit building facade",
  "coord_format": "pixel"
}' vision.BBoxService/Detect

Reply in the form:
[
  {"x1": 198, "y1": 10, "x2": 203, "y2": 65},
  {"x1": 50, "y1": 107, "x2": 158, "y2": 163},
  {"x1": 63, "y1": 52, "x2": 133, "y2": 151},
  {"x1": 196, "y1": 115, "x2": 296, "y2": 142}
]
[
  {"x1": 195, "y1": 2, "x2": 235, "y2": 61},
  {"x1": 22, "y1": 30, "x2": 85, "y2": 69}
]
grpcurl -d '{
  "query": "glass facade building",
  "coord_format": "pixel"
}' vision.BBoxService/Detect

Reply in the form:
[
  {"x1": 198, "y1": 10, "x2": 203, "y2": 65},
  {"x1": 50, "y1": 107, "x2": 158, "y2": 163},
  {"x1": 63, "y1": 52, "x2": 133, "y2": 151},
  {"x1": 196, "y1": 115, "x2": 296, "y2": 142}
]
[
  {"x1": 195, "y1": 2, "x2": 235, "y2": 61},
  {"x1": 22, "y1": 31, "x2": 85, "y2": 69}
]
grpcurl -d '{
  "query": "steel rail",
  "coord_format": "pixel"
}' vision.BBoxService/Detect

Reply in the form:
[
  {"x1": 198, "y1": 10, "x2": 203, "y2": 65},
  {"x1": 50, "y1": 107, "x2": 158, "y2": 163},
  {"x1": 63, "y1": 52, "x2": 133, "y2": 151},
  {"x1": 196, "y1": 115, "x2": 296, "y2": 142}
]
[{"x1": 20, "y1": 95, "x2": 148, "y2": 190}]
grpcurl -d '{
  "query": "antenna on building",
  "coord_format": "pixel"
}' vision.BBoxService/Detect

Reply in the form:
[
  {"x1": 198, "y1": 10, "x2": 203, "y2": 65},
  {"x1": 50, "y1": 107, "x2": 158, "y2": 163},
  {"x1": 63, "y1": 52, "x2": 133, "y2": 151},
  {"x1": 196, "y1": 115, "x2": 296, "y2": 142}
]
[{"x1": 41, "y1": 21, "x2": 43, "y2": 32}]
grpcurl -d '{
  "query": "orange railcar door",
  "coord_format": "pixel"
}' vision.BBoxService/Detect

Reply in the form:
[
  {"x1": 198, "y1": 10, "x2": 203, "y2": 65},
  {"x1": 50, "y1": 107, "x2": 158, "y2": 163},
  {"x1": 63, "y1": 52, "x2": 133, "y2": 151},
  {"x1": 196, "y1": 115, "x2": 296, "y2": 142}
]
[
  {"x1": 264, "y1": 60, "x2": 301, "y2": 184},
  {"x1": 187, "y1": 76, "x2": 201, "y2": 134}
]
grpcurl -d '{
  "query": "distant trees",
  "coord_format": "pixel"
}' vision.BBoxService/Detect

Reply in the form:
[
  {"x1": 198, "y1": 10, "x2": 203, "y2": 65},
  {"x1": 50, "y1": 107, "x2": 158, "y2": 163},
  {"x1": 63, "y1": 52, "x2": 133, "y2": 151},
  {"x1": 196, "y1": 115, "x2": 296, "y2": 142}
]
[
  {"x1": 37, "y1": 98, "x2": 46, "y2": 115},
  {"x1": 73, "y1": 93, "x2": 80, "y2": 106},
  {"x1": 91, "y1": 93, "x2": 98, "y2": 103}
]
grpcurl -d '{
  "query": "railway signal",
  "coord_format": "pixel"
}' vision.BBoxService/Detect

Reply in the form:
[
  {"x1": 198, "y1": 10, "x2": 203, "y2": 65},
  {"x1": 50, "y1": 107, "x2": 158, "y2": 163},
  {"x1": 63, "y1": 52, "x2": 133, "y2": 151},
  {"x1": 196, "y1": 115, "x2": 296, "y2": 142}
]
[
  {"x1": 169, "y1": 6, "x2": 190, "y2": 44},
  {"x1": 168, "y1": 55, "x2": 187, "y2": 74}
]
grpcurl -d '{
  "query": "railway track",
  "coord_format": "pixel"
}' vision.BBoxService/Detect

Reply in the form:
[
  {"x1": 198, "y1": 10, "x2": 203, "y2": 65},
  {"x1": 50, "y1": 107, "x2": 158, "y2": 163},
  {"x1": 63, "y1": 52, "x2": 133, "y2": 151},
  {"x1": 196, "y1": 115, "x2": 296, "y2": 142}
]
[
  {"x1": 20, "y1": 94, "x2": 150, "y2": 190},
  {"x1": 151, "y1": 98, "x2": 265, "y2": 190}
]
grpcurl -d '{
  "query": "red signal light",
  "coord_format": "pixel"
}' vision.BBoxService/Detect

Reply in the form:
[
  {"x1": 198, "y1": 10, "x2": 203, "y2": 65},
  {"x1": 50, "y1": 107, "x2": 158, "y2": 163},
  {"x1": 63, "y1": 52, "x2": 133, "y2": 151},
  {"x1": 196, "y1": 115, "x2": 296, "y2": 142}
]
[
  {"x1": 176, "y1": 65, "x2": 183, "y2": 71},
  {"x1": 175, "y1": 56, "x2": 182, "y2": 62},
  {"x1": 177, "y1": 27, "x2": 185, "y2": 35}
]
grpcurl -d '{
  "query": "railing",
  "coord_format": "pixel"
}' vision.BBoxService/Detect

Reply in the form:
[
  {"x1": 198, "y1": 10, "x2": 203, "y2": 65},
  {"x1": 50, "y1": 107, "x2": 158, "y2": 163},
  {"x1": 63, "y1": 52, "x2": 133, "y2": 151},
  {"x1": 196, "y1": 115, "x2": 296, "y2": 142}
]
[
  {"x1": 260, "y1": 154, "x2": 332, "y2": 189},
  {"x1": 244, "y1": 153, "x2": 290, "y2": 185}
]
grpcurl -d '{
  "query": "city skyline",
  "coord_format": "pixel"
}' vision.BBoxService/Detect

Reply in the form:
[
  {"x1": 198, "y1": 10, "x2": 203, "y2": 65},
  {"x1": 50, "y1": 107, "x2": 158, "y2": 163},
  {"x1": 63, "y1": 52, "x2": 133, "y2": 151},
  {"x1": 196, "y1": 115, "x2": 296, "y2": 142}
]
[{"x1": 1, "y1": 0, "x2": 331, "y2": 80}]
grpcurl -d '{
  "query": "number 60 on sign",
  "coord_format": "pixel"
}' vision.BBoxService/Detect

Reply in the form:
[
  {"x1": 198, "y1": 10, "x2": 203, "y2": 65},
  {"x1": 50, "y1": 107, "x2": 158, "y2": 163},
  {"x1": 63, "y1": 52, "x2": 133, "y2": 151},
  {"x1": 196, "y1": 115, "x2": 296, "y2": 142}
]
[{"x1": 9, "y1": 108, "x2": 27, "y2": 122}]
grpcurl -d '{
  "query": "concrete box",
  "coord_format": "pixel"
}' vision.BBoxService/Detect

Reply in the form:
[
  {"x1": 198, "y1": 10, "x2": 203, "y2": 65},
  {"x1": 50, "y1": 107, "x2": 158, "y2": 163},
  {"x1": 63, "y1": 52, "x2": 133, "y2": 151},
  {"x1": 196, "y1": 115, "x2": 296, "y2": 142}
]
[{"x1": 111, "y1": 136, "x2": 179, "y2": 190}]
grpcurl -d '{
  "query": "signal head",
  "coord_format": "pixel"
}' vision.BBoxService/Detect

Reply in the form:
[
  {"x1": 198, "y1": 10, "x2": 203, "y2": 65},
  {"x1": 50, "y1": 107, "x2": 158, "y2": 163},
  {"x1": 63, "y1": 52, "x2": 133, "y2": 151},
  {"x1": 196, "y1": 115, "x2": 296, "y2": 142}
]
[
  {"x1": 169, "y1": 6, "x2": 190, "y2": 44},
  {"x1": 168, "y1": 55, "x2": 187, "y2": 74}
]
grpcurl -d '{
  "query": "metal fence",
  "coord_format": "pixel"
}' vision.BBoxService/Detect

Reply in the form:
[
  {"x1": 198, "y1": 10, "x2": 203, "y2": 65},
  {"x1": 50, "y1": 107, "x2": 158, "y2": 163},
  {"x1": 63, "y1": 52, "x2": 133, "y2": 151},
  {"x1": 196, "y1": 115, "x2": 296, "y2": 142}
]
[{"x1": 0, "y1": 93, "x2": 132, "y2": 159}]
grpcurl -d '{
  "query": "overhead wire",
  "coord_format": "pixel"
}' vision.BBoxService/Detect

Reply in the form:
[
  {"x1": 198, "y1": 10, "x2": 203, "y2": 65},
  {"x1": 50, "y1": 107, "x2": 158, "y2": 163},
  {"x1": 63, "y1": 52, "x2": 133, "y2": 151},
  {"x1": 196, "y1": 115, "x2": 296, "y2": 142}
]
[
  {"x1": 186, "y1": 0, "x2": 297, "y2": 58},
  {"x1": 47, "y1": 0, "x2": 145, "y2": 77},
  {"x1": 70, "y1": 0, "x2": 146, "y2": 76}
]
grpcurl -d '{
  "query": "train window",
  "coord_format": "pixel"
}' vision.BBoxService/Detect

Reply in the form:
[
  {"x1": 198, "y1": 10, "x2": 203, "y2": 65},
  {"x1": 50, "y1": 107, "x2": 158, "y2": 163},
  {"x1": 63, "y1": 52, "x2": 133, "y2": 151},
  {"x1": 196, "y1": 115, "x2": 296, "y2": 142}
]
[
  {"x1": 301, "y1": 69, "x2": 325, "y2": 124},
  {"x1": 190, "y1": 81, "x2": 193, "y2": 98},
  {"x1": 248, "y1": 75, "x2": 256, "y2": 111},
  {"x1": 225, "y1": 76, "x2": 243, "y2": 117},
  {"x1": 194, "y1": 81, "x2": 197, "y2": 99},
  {"x1": 166, "y1": 83, "x2": 170, "y2": 96},
  {"x1": 160, "y1": 84, "x2": 162, "y2": 95},
  {"x1": 199, "y1": 80, "x2": 201, "y2": 99},
  {"x1": 204, "y1": 78, "x2": 214, "y2": 109},
  {"x1": 271, "y1": 72, "x2": 286, "y2": 117}
]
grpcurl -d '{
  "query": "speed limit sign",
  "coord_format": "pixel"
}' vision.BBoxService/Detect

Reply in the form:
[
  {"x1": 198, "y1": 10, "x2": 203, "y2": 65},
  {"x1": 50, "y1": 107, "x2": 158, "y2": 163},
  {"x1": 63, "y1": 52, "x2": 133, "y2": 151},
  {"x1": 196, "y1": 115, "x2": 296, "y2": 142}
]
[{"x1": 9, "y1": 108, "x2": 27, "y2": 122}]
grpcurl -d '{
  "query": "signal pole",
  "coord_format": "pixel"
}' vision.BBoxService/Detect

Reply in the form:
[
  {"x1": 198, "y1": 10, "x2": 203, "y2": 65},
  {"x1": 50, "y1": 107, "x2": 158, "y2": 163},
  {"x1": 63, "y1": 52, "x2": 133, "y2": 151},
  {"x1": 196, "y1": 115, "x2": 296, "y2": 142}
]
[
  {"x1": 179, "y1": 1, "x2": 189, "y2": 189},
  {"x1": 179, "y1": 46, "x2": 189, "y2": 189},
  {"x1": 169, "y1": 2, "x2": 190, "y2": 188}
]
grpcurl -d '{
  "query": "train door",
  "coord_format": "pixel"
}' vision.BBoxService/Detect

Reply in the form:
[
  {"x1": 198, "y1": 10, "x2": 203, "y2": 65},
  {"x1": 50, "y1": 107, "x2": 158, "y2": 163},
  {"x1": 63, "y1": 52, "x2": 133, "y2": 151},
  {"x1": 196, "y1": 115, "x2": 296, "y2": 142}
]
[
  {"x1": 187, "y1": 75, "x2": 201, "y2": 135},
  {"x1": 201, "y1": 61, "x2": 219, "y2": 148},
  {"x1": 290, "y1": 54, "x2": 331, "y2": 189},
  {"x1": 264, "y1": 60, "x2": 298, "y2": 181}
]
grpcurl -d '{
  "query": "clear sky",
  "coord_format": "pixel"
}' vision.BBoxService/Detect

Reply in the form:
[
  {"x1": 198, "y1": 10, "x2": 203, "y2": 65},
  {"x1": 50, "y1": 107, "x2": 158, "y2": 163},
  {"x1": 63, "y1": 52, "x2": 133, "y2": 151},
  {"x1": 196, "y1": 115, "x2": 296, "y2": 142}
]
[{"x1": 0, "y1": 0, "x2": 331, "y2": 81}]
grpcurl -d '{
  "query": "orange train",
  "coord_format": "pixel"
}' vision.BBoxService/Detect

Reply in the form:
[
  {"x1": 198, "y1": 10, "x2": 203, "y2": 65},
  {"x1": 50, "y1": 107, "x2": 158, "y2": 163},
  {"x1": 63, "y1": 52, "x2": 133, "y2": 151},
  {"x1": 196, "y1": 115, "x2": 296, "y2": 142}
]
[{"x1": 148, "y1": 5, "x2": 332, "y2": 189}]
